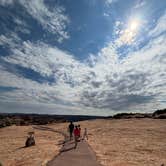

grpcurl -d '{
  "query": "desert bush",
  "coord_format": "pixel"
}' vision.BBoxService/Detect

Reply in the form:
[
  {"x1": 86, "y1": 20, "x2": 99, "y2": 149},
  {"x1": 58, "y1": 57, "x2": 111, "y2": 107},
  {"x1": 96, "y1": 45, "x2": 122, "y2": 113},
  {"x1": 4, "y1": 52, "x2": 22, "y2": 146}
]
[
  {"x1": 5, "y1": 118, "x2": 12, "y2": 126},
  {"x1": 153, "y1": 109, "x2": 166, "y2": 116}
]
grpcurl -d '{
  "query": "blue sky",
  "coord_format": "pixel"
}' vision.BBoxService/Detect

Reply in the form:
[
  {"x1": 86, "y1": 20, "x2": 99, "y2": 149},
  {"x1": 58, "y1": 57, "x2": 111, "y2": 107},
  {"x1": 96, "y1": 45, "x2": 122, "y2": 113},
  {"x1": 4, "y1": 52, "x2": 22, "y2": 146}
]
[{"x1": 0, "y1": 0, "x2": 166, "y2": 115}]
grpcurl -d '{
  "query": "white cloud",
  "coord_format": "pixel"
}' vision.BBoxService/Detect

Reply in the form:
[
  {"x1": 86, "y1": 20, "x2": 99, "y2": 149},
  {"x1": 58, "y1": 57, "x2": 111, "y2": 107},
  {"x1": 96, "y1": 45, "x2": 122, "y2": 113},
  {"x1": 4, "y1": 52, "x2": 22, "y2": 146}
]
[
  {"x1": 114, "y1": 18, "x2": 142, "y2": 46},
  {"x1": 0, "y1": 33, "x2": 21, "y2": 48},
  {"x1": 0, "y1": 11, "x2": 166, "y2": 115},
  {"x1": 103, "y1": 12, "x2": 109, "y2": 17},
  {"x1": 104, "y1": 0, "x2": 117, "y2": 5},
  {"x1": 134, "y1": 0, "x2": 146, "y2": 9},
  {"x1": 0, "y1": 36, "x2": 91, "y2": 107},
  {"x1": 19, "y1": 0, "x2": 69, "y2": 42},
  {"x1": 81, "y1": 34, "x2": 166, "y2": 111},
  {"x1": 0, "y1": 0, "x2": 69, "y2": 42},
  {"x1": 80, "y1": 12, "x2": 166, "y2": 112},
  {"x1": 2, "y1": 40, "x2": 90, "y2": 84},
  {"x1": 14, "y1": 18, "x2": 31, "y2": 34},
  {"x1": 1, "y1": 30, "x2": 166, "y2": 114},
  {"x1": 0, "y1": 0, "x2": 13, "y2": 6},
  {"x1": 0, "y1": 100, "x2": 109, "y2": 116},
  {"x1": 0, "y1": 62, "x2": 81, "y2": 107},
  {"x1": 148, "y1": 11, "x2": 166, "y2": 38}
]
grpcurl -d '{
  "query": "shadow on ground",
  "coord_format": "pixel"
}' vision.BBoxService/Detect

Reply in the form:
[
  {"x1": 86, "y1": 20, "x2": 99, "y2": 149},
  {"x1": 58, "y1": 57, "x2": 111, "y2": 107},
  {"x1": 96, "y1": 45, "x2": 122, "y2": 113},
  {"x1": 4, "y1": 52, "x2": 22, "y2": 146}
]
[{"x1": 33, "y1": 126, "x2": 76, "y2": 153}]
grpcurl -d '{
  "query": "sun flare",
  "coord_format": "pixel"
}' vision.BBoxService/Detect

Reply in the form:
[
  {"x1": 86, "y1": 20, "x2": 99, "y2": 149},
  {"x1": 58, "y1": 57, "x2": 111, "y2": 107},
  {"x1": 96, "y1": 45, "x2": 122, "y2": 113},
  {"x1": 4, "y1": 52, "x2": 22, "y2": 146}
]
[
  {"x1": 117, "y1": 18, "x2": 140, "y2": 45},
  {"x1": 129, "y1": 20, "x2": 139, "y2": 31}
]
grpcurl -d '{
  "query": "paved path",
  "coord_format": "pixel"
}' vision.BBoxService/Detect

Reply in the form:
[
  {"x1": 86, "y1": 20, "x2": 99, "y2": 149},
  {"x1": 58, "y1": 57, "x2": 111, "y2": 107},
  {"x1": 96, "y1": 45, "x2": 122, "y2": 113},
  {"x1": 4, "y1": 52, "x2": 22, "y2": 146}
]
[
  {"x1": 47, "y1": 138, "x2": 101, "y2": 166},
  {"x1": 34, "y1": 126, "x2": 101, "y2": 166}
]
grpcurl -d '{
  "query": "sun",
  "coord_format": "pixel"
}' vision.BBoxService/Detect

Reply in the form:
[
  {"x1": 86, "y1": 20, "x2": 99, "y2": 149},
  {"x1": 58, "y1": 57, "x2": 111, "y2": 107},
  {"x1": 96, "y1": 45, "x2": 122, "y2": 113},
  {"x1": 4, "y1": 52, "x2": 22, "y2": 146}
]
[
  {"x1": 129, "y1": 20, "x2": 139, "y2": 31},
  {"x1": 116, "y1": 19, "x2": 141, "y2": 45}
]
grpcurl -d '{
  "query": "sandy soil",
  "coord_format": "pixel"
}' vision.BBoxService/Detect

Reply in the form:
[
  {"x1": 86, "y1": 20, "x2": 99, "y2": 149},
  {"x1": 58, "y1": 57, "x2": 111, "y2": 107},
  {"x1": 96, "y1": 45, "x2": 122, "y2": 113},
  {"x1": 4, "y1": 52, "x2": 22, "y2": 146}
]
[
  {"x1": 0, "y1": 123, "x2": 66, "y2": 166},
  {"x1": 79, "y1": 119, "x2": 166, "y2": 166},
  {"x1": 0, "y1": 119, "x2": 165, "y2": 166}
]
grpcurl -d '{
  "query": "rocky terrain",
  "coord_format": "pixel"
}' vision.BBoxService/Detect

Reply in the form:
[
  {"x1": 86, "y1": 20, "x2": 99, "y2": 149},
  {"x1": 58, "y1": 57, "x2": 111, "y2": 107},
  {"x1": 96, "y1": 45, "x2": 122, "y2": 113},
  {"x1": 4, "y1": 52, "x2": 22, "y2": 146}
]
[
  {"x1": 80, "y1": 118, "x2": 166, "y2": 166},
  {"x1": 0, "y1": 123, "x2": 66, "y2": 166},
  {"x1": 0, "y1": 116, "x2": 165, "y2": 166},
  {"x1": 0, "y1": 109, "x2": 165, "y2": 165}
]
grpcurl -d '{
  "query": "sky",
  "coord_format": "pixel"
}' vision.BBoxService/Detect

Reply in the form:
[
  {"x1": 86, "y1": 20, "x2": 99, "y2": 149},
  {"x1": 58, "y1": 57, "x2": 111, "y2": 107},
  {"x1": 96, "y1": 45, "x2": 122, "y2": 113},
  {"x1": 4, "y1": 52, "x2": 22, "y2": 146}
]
[{"x1": 0, "y1": 0, "x2": 166, "y2": 116}]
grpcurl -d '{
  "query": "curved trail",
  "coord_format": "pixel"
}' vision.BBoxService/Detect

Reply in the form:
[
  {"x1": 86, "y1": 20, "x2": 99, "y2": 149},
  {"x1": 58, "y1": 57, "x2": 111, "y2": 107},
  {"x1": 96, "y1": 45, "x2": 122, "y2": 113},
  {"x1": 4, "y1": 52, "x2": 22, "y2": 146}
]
[
  {"x1": 34, "y1": 126, "x2": 101, "y2": 166},
  {"x1": 47, "y1": 139, "x2": 101, "y2": 166}
]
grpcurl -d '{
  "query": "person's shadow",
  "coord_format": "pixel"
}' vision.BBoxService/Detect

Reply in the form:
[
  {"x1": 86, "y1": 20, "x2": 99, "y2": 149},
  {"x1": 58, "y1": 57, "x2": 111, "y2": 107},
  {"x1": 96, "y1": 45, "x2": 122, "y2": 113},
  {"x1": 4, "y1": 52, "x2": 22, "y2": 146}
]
[{"x1": 33, "y1": 126, "x2": 76, "y2": 153}]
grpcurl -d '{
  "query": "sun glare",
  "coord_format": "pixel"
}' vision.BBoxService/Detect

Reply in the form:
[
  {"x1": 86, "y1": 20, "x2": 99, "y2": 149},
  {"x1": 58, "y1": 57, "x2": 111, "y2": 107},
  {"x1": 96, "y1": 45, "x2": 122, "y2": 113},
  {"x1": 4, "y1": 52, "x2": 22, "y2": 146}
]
[
  {"x1": 130, "y1": 20, "x2": 139, "y2": 31},
  {"x1": 117, "y1": 18, "x2": 141, "y2": 45}
]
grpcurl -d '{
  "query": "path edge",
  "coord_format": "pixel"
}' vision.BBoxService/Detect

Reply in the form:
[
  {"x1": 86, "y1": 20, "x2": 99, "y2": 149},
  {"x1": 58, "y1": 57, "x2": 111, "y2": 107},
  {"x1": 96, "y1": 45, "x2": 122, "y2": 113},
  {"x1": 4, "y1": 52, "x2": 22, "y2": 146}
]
[
  {"x1": 86, "y1": 140, "x2": 103, "y2": 166},
  {"x1": 46, "y1": 132, "x2": 69, "y2": 165}
]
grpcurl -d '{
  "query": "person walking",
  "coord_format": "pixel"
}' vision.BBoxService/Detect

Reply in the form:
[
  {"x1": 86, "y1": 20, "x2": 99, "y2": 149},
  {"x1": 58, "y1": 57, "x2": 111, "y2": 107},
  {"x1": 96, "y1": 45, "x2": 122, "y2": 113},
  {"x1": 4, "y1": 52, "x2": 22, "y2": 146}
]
[
  {"x1": 68, "y1": 121, "x2": 74, "y2": 140},
  {"x1": 74, "y1": 125, "x2": 80, "y2": 148},
  {"x1": 78, "y1": 124, "x2": 81, "y2": 139},
  {"x1": 82, "y1": 128, "x2": 88, "y2": 140}
]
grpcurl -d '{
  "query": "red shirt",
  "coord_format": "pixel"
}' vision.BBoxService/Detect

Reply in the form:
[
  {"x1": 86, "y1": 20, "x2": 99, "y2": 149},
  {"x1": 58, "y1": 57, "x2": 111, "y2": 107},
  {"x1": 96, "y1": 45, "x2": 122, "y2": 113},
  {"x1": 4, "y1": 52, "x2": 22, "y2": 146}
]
[{"x1": 74, "y1": 128, "x2": 80, "y2": 136}]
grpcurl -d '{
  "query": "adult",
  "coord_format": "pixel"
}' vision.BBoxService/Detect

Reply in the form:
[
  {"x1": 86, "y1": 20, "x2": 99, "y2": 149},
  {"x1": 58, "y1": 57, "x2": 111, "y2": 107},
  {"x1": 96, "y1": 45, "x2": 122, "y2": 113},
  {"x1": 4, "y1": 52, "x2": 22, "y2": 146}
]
[
  {"x1": 78, "y1": 124, "x2": 81, "y2": 138},
  {"x1": 68, "y1": 121, "x2": 74, "y2": 140}
]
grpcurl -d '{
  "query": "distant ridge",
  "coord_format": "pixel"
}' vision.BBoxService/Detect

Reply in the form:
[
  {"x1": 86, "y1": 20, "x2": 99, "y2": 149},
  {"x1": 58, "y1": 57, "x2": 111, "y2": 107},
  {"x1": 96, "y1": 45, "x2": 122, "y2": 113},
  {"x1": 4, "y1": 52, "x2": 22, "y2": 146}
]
[
  {"x1": 106, "y1": 108, "x2": 166, "y2": 119},
  {"x1": 0, "y1": 113, "x2": 104, "y2": 128},
  {"x1": 0, "y1": 108, "x2": 165, "y2": 128}
]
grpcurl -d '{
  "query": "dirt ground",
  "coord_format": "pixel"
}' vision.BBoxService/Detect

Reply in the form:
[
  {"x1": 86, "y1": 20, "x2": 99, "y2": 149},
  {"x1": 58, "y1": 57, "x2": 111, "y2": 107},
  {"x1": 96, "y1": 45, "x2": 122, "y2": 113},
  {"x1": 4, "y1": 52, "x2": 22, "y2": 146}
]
[
  {"x1": 79, "y1": 119, "x2": 166, "y2": 166},
  {"x1": 0, "y1": 119, "x2": 165, "y2": 166},
  {"x1": 0, "y1": 123, "x2": 66, "y2": 166}
]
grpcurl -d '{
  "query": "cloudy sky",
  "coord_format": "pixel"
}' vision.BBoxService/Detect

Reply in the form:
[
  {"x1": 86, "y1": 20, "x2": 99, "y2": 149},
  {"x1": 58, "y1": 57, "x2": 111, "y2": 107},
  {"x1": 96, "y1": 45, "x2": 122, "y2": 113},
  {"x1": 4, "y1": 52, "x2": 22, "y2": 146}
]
[{"x1": 0, "y1": 0, "x2": 166, "y2": 115}]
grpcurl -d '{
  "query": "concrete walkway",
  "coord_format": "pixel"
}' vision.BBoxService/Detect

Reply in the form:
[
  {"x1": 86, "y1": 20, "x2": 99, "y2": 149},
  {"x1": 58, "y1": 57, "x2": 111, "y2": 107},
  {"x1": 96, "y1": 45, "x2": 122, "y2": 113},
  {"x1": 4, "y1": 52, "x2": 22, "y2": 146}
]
[
  {"x1": 47, "y1": 138, "x2": 101, "y2": 166},
  {"x1": 34, "y1": 126, "x2": 101, "y2": 166}
]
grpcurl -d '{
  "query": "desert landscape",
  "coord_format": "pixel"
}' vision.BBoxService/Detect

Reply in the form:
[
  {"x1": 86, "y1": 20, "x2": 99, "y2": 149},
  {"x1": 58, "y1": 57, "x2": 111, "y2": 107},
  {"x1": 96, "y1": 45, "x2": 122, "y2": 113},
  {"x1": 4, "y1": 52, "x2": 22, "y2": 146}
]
[
  {"x1": 1, "y1": 0, "x2": 166, "y2": 165},
  {"x1": 80, "y1": 119, "x2": 166, "y2": 166},
  {"x1": 0, "y1": 117, "x2": 166, "y2": 166},
  {"x1": 0, "y1": 123, "x2": 65, "y2": 166}
]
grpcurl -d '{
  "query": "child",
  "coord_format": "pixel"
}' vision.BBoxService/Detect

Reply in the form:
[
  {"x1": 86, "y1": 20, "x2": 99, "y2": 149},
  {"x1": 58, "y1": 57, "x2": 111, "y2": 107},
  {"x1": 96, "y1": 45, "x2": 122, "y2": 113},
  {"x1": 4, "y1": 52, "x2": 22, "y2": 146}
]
[
  {"x1": 74, "y1": 126, "x2": 80, "y2": 148},
  {"x1": 82, "y1": 128, "x2": 88, "y2": 140}
]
